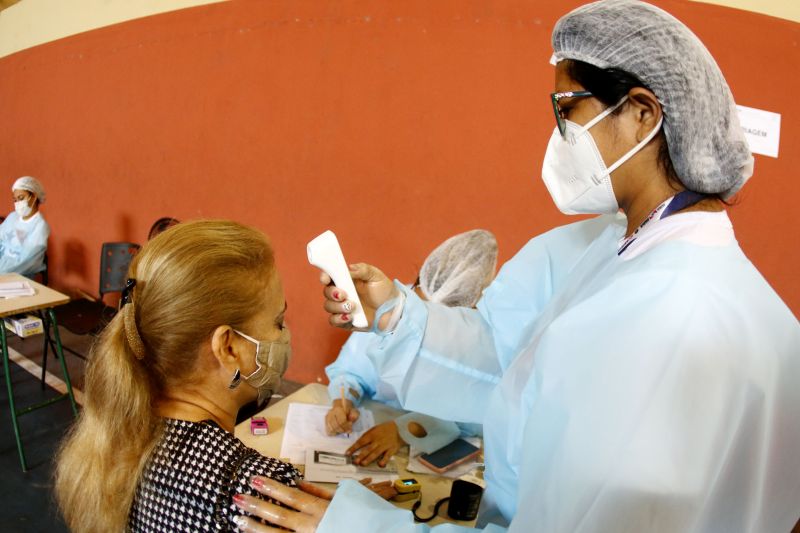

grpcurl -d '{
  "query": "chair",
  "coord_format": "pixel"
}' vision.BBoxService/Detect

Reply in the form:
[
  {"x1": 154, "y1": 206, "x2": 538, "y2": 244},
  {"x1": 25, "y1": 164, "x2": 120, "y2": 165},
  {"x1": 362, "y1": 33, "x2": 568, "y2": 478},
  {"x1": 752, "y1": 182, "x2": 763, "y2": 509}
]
[
  {"x1": 42, "y1": 242, "x2": 140, "y2": 370},
  {"x1": 33, "y1": 252, "x2": 48, "y2": 286}
]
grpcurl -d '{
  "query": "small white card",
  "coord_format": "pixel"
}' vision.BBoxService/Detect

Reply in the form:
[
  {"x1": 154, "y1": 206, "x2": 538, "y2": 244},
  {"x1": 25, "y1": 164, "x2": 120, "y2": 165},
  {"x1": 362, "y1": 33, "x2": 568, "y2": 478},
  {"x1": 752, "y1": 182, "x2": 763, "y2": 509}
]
[
  {"x1": 304, "y1": 449, "x2": 397, "y2": 484},
  {"x1": 737, "y1": 105, "x2": 781, "y2": 158}
]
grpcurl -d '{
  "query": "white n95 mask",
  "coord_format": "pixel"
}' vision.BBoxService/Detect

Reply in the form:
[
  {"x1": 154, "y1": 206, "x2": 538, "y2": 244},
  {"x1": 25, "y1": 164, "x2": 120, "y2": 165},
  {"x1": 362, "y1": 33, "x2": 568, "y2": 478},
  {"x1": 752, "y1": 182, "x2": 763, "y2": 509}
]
[
  {"x1": 14, "y1": 199, "x2": 33, "y2": 218},
  {"x1": 233, "y1": 328, "x2": 292, "y2": 406},
  {"x1": 541, "y1": 96, "x2": 663, "y2": 215}
]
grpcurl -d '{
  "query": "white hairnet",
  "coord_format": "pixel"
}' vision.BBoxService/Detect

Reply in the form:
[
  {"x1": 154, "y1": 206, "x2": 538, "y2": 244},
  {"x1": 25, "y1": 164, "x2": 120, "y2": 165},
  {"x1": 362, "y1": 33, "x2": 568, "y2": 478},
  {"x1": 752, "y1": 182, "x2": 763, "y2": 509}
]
[
  {"x1": 12, "y1": 176, "x2": 46, "y2": 203},
  {"x1": 552, "y1": 0, "x2": 754, "y2": 198},
  {"x1": 419, "y1": 229, "x2": 498, "y2": 307}
]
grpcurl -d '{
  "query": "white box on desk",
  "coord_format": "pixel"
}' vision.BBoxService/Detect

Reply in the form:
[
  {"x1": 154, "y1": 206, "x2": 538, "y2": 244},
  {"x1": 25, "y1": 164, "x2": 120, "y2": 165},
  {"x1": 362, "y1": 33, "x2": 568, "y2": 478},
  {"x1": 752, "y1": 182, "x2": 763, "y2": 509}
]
[{"x1": 4, "y1": 314, "x2": 44, "y2": 338}]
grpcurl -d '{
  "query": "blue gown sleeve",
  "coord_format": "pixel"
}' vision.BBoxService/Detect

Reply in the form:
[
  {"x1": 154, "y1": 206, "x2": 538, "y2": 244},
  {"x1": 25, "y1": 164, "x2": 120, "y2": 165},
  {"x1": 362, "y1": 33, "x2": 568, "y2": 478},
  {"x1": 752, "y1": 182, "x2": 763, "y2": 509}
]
[
  {"x1": 325, "y1": 332, "x2": 380, "y2": 406},
  {"x1": 318, "y1": 480, "x2": 506, "y2": 533},
  {"x1": 0, "y1": 214, "x2": 16, "y2": 269},
  {"x1": 364, "y1": 216, "x2": 617, "y2": 424}
]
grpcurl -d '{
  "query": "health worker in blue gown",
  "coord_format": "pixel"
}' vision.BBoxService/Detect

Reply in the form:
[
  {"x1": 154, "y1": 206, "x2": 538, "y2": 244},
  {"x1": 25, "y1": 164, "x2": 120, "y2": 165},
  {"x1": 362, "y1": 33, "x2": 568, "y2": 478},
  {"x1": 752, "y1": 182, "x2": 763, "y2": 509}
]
[
  {"x1": 324, "y1": 229, "x2": 496, "y2": 466},
  {"x1": 0, "y1": 176, "x2": 50, "y2": 276},
  {"x1": 232, "y1": 1, "x2": 800, "y2": 532}
]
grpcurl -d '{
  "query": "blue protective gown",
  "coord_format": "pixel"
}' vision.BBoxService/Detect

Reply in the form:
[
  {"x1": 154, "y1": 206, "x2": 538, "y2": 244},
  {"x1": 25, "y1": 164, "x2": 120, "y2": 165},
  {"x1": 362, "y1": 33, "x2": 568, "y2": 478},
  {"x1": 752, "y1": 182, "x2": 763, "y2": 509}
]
[
  {"x1": 317, "y1": 214, "x2": 800, "y2": 533},
  {"x1": 0, "y1": 211, "x2": 50, "y2": 276},
  {"x1": 326, "y1": 332, "x2": 481, "y2": 453}
]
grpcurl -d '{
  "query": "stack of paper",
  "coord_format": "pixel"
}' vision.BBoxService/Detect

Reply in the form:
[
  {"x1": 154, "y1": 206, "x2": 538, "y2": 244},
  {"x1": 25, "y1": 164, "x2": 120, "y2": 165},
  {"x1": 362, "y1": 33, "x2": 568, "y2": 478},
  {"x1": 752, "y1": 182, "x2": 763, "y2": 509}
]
[{"x1": 0, "y1": 281, "x2": 35, "y2": 298}]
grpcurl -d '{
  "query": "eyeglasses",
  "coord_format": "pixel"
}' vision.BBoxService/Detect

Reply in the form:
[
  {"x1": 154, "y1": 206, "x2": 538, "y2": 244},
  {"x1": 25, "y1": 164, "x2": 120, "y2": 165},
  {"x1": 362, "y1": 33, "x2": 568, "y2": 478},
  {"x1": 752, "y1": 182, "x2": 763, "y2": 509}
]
[{"x1": 551, "y1": 91, "x2": 593, "y2": 138}]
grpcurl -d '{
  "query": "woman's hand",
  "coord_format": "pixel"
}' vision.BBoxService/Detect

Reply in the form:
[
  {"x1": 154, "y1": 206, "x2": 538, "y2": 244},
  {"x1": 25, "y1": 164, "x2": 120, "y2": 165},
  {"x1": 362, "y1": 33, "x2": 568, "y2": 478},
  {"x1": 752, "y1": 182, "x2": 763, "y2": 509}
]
[
  {"x1": 232, "y1": 476, "x2": 397, "y2": 531},
  {"x1": 321, "y1": 263, "x2": 398, "y2": 330},
  {"x1": 363, "y1": 480, "x2": 399, "y2": 500},
  {"x1": 347, "y1": 421, "x2": 406, "y2": 467},
  {"x1": 233, "y1": 477, "x2": 331, "y2": 532},
  {"x1": 325, "y1": 399, "x2": 360, "y2": 435}
]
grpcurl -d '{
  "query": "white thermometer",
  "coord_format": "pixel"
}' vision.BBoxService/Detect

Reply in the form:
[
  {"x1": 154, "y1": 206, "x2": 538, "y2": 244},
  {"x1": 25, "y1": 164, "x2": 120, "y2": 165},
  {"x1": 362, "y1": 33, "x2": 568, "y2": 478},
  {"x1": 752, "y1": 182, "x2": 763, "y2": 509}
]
[{"x1": 307, "y1": 230, "x2": 368, "y2": 328}]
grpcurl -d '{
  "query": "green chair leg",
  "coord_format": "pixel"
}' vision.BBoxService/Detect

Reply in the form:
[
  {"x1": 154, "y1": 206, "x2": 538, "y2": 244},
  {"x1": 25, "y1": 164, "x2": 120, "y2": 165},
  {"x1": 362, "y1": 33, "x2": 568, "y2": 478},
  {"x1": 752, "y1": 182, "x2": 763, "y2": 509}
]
[{"x1": 1, "y1": 323, "x2": 28, "y2": 471}]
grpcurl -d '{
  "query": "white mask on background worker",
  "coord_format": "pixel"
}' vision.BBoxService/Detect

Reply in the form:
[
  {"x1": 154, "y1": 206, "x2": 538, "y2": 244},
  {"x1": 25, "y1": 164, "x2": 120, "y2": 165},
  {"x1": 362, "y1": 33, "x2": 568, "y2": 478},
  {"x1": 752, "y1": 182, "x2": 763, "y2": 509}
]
[{"x1": 14, "y1": 196, "x2": 35, "y2": 218}]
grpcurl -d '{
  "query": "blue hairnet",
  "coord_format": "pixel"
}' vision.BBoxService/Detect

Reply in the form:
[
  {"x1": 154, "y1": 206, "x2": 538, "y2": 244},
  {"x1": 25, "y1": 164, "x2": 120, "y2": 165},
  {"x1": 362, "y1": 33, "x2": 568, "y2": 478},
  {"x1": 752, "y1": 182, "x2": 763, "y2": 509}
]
[{"x1": 552, "y1": 0, "x2": 754, "y2": 198}]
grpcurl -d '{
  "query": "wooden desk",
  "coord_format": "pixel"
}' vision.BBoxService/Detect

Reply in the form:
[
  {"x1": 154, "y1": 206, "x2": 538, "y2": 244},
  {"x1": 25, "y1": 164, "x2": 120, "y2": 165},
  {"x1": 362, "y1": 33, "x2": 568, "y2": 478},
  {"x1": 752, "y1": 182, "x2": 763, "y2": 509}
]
[
  {"x1": 0, "y1": 274, "x2": 69, "y2": 317},
  {"x1": 234, "y1": 383, "x2": 478, "y2": 527},
  {"x1": 0, "y1": 273, "x2": 77, "y2": 471}
]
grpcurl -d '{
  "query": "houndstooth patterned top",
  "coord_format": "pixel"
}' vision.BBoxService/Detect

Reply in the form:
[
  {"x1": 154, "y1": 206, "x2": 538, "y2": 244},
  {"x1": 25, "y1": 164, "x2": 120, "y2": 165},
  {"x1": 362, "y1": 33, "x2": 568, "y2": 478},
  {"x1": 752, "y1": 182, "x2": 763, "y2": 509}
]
[{"x1": 128, "y1": 418, "x2": 300, "y2": 532}]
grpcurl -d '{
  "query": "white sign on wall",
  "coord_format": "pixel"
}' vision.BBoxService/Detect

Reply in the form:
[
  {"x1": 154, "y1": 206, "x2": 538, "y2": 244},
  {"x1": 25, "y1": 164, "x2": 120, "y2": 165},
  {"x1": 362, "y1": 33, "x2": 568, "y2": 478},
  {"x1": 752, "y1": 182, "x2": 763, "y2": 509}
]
[{"x1": 737, "y1": 105, "x2": 781, "y2": 158}]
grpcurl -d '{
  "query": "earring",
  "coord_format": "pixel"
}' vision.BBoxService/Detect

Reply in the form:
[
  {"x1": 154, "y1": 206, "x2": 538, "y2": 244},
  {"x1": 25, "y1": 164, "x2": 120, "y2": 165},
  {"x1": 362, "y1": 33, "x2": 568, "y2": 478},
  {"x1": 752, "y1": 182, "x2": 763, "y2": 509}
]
[{"x1": 228, "y1": 369, "x2": 241, "y2": 389}]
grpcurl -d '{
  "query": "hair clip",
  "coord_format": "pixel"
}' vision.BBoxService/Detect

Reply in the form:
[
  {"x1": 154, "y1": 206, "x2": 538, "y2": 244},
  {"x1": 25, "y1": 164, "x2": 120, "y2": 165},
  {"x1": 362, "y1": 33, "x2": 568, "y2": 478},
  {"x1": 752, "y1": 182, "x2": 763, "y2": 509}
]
[{"x1": 121, "y1": 278, "x2": 136, "y2": 307}]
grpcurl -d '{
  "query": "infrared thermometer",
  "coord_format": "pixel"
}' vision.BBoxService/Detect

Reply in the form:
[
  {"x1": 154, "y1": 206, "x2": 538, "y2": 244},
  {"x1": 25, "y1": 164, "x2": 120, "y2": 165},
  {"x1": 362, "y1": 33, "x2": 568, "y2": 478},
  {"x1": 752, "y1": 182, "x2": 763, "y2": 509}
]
[{"x1": 307, "y1": 230, "x2": 368, "y2": 328}]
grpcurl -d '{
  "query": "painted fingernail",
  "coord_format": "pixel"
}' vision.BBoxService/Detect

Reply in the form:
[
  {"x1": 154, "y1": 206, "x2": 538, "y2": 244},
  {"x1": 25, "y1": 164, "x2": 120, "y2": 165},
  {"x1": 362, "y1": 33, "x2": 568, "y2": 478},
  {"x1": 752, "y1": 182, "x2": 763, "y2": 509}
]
[
  {"x1": 341, "y1": 314, "x2": 350, "y2": 322},
  {"x1": 342, "y1": 301, "x2": 353, "y2": 312},
  {"x1": 233, "y1": 515, "x2": 249, "y2": 530},
  {"x1": 333, "y1": 290, "x2": 340, "y2": 300},
  {"x1": 251, "y1": 476, "x2": 264, "y2": 488},
  {"x1": 233, "y1": 494, "x2": 246, "y2": 506}
]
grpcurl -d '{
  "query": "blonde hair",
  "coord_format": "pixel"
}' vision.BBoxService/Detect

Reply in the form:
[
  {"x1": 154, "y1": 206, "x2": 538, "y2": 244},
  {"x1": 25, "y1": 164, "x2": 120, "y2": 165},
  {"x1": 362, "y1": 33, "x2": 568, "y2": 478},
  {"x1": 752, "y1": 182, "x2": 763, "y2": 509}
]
[{"x1": 55, "y1": 220, "x2": 276, "y2": 532}]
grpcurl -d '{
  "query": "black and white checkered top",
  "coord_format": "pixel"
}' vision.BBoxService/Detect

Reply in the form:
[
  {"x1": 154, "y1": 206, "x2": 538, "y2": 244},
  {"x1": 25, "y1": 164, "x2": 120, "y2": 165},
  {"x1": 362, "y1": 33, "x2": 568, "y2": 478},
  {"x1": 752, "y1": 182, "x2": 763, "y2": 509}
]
[{"x1": 128, "y1": 418, "x2": 300, "y2": 532}]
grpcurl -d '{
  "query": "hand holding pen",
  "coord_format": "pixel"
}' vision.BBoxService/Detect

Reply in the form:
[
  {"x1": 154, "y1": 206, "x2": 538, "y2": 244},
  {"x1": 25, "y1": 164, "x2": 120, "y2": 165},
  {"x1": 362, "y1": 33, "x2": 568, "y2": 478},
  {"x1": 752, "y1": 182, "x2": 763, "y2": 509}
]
[{"x1": 324, "y1": 384, "x2": 360, "y2": 436}]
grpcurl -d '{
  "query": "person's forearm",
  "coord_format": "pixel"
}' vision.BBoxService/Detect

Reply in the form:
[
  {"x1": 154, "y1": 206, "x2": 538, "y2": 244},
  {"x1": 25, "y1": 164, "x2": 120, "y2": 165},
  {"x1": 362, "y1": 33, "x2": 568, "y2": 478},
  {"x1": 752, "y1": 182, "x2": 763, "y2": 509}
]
[
  {"x1": 366, "y1": 284, "x2": 501, "y2": 425},
  {"x1": 327, "y1": 373, "x2": 366, "y2": 406}
]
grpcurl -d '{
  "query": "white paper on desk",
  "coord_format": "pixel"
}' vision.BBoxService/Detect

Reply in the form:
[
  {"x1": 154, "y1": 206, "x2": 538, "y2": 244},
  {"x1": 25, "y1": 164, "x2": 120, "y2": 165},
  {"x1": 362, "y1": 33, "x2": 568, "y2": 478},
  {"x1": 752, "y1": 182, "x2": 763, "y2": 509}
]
[
  {"x1": 406, "y1": 437, "x2": 483, "y2": 479},
  {"x1": 0, "y1": 281, "x2": 35, "y2": 298},
  {"x1": 279, "y1": 402, "x2": 375, "y2": 464},
  {"x1": 304, "y1": 449, "x2": 397, "y2": 483}
]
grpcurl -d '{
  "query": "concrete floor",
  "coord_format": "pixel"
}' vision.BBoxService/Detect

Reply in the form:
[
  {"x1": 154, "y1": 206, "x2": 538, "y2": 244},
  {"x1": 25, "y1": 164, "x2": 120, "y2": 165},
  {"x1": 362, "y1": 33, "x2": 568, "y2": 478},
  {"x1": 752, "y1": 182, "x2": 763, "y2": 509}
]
[{"x1": 0, "y1": 326, "x2": 302, "y2": 531}]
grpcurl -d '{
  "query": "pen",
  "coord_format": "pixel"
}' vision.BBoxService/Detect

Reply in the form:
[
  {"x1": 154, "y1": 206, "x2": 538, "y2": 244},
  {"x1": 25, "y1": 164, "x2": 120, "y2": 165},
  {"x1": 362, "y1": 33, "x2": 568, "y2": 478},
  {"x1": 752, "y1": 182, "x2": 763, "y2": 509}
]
[{"x1": 340, "y1": 384, "x2": 350, "y2": 438}]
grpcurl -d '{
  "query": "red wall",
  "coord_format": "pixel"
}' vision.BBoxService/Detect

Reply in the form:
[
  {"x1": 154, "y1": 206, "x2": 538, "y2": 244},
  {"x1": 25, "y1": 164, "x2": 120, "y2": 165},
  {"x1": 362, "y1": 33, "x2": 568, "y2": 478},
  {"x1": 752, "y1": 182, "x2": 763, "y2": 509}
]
[{"x1": 0, "y1": 0, "x2": 797, "y2": 384}]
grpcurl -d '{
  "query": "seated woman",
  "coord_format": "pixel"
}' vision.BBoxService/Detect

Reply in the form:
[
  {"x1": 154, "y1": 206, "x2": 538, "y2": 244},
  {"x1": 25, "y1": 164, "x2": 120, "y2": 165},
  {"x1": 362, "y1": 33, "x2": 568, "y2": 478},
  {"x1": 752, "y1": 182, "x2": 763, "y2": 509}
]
[
  {"x1": 0, "y1": 176, "x2": 50, "y2": 276},
  {"x1": 324, "y1": 229, "x2": 497, "y2": 466},
  {"x1": 55, "y1": 220, "x2": 299, "y2": 532}
]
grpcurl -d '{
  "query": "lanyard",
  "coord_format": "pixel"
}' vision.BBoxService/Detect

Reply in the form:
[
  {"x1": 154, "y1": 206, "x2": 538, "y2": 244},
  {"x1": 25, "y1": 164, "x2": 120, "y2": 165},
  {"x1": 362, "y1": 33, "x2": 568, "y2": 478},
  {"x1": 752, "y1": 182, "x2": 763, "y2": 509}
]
[{"x1": 618, "y1": 190, "x2": 708, "y2": 256}]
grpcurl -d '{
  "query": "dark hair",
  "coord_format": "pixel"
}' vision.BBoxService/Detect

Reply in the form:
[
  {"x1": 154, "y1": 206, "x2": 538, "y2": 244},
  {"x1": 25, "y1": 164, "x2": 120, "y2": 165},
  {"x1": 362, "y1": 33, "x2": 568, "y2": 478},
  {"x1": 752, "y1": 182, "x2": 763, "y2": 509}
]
[
  {"x1": 148, "y1": 217, "x2": 180, "y2": 240},
  {"x1": 564, "y1": 59, "x2": 681, "y2": 188}
]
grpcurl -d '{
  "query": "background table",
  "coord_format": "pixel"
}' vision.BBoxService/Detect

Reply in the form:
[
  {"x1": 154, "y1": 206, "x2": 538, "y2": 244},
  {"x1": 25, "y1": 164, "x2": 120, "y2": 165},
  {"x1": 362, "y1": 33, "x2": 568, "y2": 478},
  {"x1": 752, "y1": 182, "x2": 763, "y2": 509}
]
[
  {"x1": 235, "y1": 383, "x2": 479, "y2": 527},
  {"x1": 1, "y1": 273, "x2": 77, "y2": 471}
]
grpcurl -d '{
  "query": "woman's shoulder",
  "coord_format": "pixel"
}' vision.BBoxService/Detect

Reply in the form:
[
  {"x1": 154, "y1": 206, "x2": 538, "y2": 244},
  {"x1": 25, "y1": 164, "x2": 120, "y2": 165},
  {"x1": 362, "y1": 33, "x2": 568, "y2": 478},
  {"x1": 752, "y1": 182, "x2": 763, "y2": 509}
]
[
  {"x1": 174, "y1": 418, "x2": 300, "y2": 483},
  {"x1": 519, "y1": 214, "x2": 621, "y2": 253},
  {"x1": 590, "y1": 242, "x2": 799, "y2": 347},
  {"x1": 133, "y1": 419, "x2": 300, "y2": 530},
  {"x1": 236, "y1": 447, "x2": 300, "y2": 486}
]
